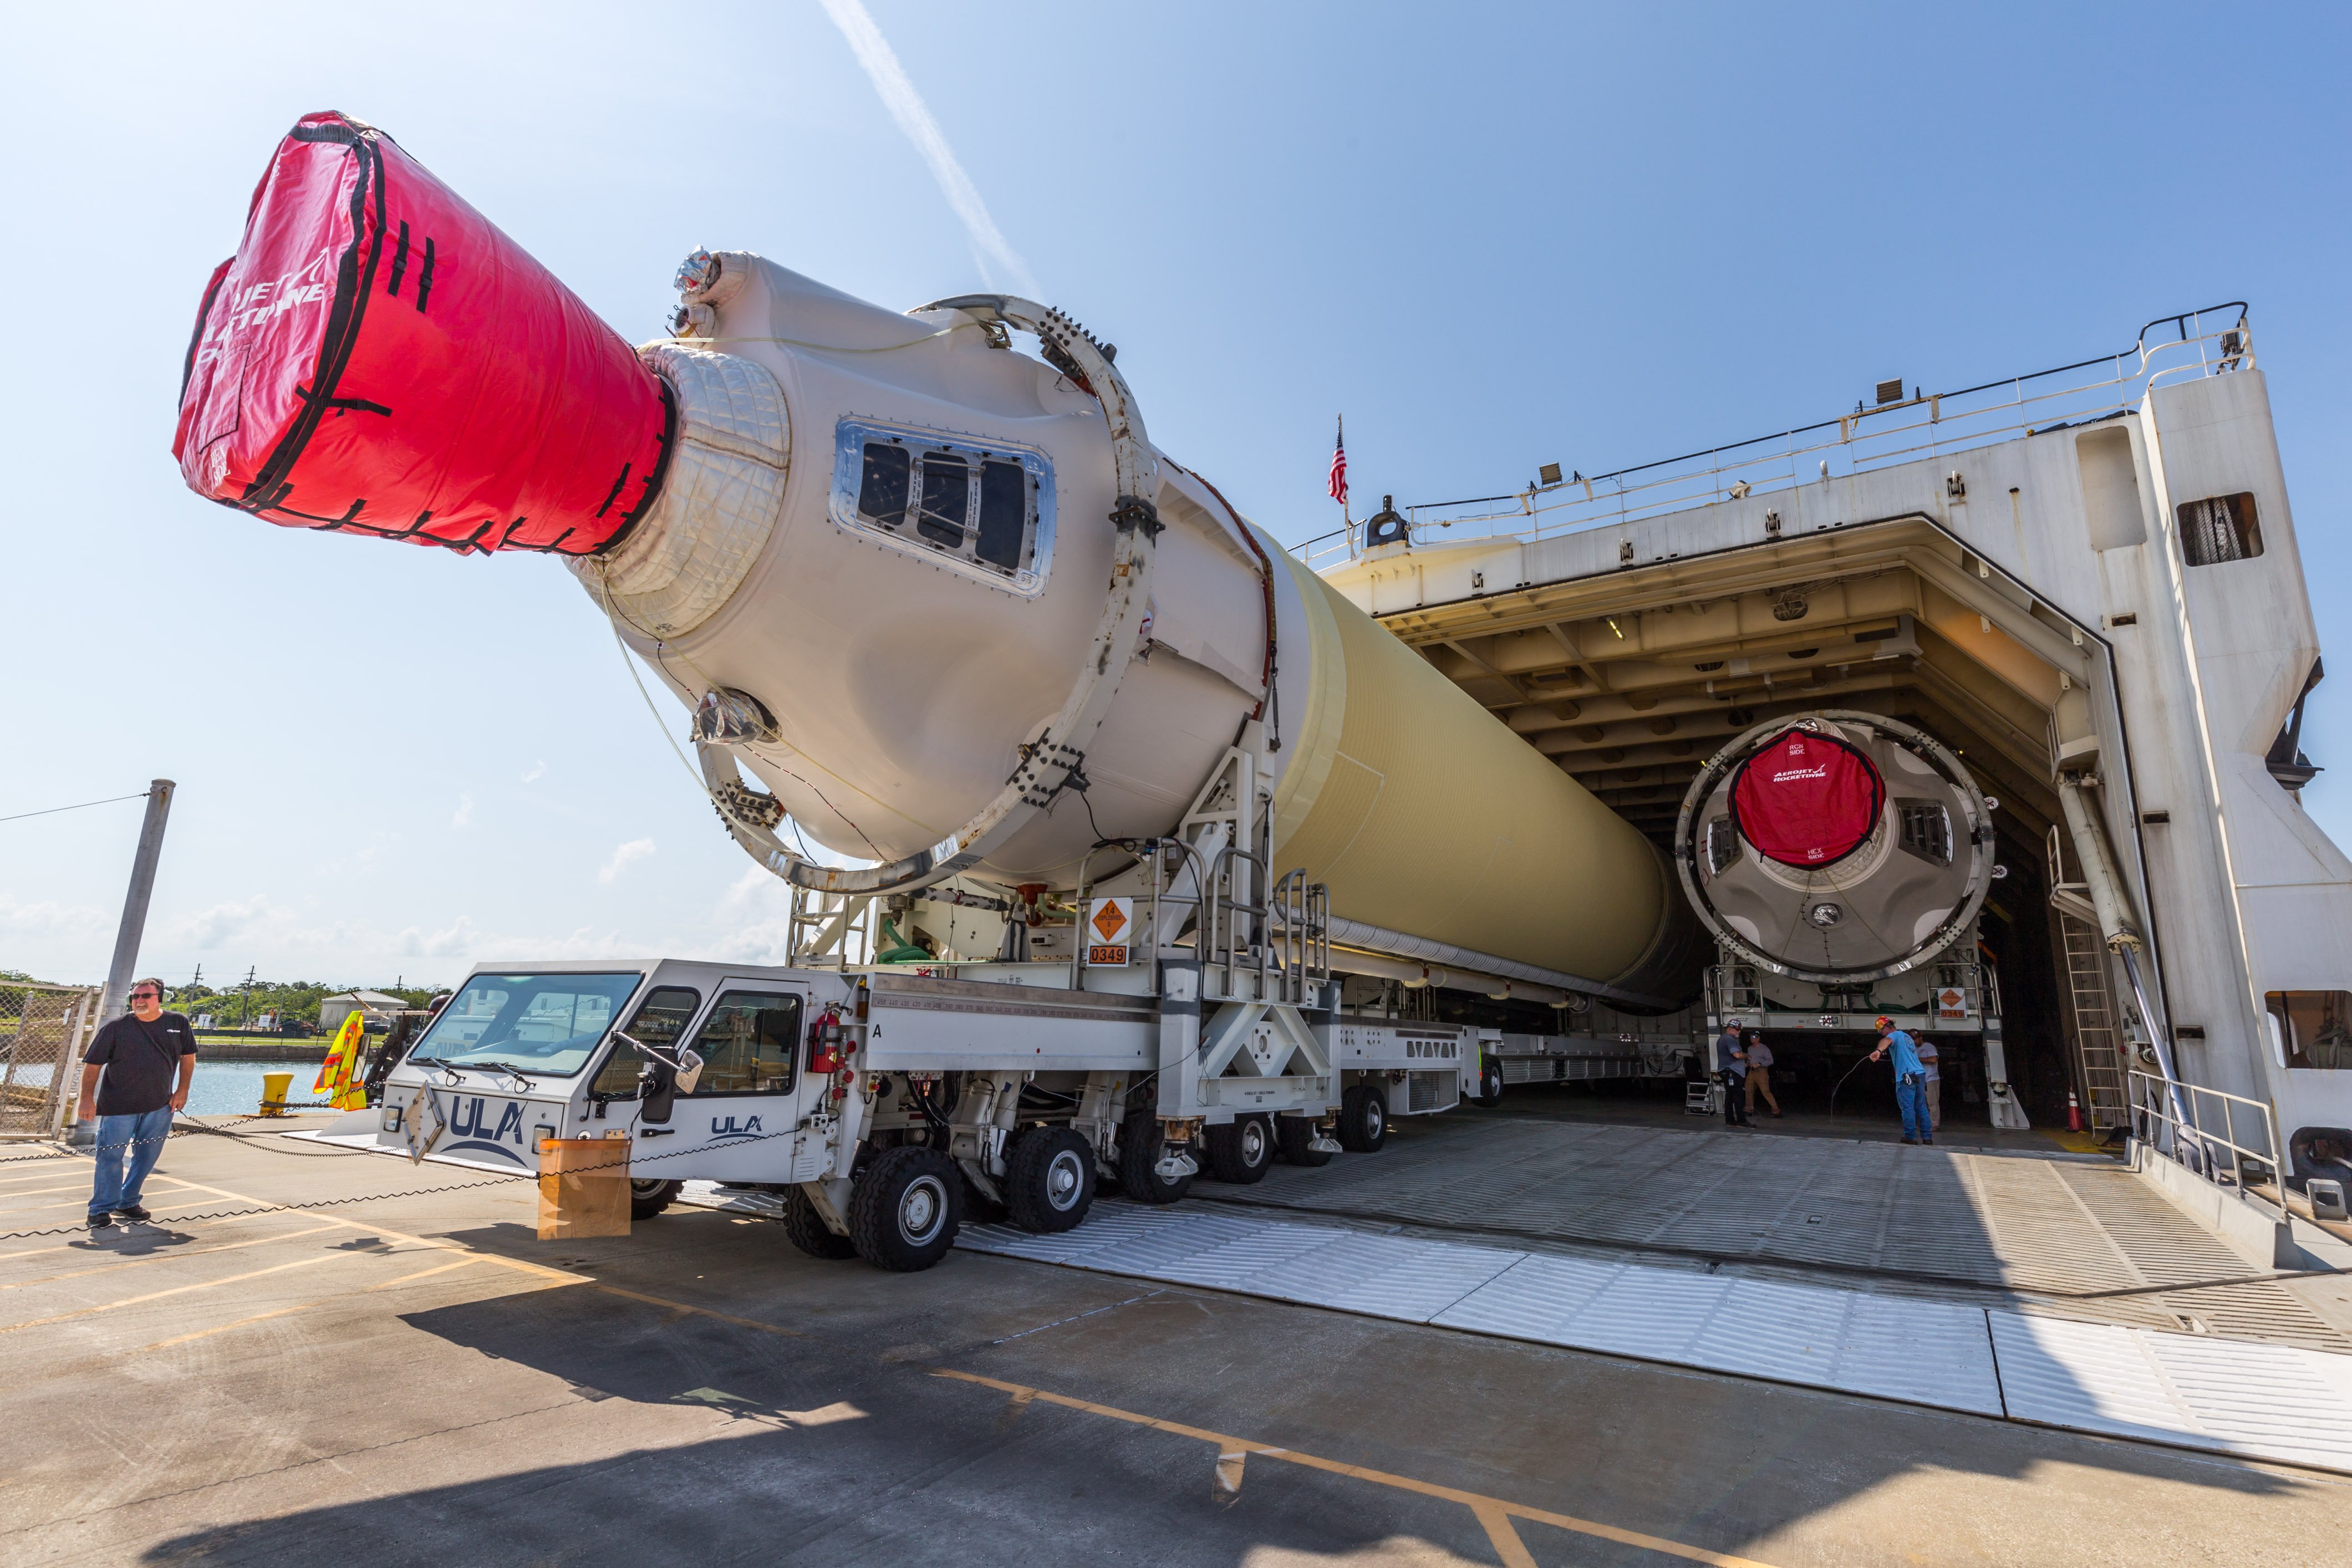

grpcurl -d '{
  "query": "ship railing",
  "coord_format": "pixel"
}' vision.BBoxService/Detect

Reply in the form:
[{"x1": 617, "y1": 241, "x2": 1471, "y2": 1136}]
[
  {"x1": 1294, "y1": 304, "x2": 2252, "y2": 571},
  {"x1": 2128, "y1": 1067, "x2": 2283, "y2": 1195}
]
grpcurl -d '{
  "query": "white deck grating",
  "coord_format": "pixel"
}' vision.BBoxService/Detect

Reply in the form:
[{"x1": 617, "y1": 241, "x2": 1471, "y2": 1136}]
[{"x1": 959, "y1": 1198, "x2": 2352, "y2": 1474}]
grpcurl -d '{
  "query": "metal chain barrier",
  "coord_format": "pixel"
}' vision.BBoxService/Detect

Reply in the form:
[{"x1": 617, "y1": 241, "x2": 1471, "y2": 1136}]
[{"x1": 0, "y1": 1114, "x2": 807, "y2": 1241}]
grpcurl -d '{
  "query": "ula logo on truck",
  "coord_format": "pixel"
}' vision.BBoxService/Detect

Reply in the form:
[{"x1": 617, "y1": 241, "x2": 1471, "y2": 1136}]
[
  {"x1": 442, "y1": 1097, "x2": 528, "y2": 1165},
  {"x1": 709, "y1": 1114, "x2": 765, "y2": 1144}
]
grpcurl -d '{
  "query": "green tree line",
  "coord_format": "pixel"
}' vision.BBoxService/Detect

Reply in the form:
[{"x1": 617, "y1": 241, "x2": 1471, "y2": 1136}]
[
  {"x1": 0, "y1": 971, "x2": 443, "y2": 1030},
  {"x1": 171, "y1": 980, "x2": 442, "y2": 1032}
]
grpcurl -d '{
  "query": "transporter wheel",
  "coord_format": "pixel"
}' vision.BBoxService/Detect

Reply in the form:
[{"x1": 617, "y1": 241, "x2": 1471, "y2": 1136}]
[
  {"x1": 1338, "y1": 1084, "x2": 1388, "y2": 1153},
  {"x1": 1470, "y1": 1060, "x2": 1505, "y2": 1108},
  {"x1": 629, "y1": 1178, "x2": 682, "y2": 1219},
  {"x1": 849, "y1": 1146, "x2": 962, "y2": 1272},
  {"x1": 1204, "y1": 1114, "x2": 1274, "y2": 1184},
  {"x1": 1005, "y1": 1127, "x2": 1096, "y2": 1233},
  {"x1": 1275, "y1": 1114, "x2": 1333, "y2": 1168},
  {"x1": 781, "y1": 1186, "x2": 858, "y2": 1260},
  {"x1": 1117, "y1": 1111, "x2": 1194, "y2": 1205}
]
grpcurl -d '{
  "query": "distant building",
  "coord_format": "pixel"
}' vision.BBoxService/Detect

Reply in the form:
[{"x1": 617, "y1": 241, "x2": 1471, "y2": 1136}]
[{"x1": 318, "y1": 991, "x2": 408, "y2": 1036}]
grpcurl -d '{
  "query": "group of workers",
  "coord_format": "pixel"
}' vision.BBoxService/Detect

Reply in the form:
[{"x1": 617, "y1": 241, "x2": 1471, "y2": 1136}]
[{"x1": 1713, "y1": 1015, "x2": 1943, "y2": 1144}]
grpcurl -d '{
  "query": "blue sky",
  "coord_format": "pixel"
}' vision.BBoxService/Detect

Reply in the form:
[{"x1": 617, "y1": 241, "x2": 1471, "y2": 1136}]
[{"x1": 3, "y1": 1, "x2": 2349, "y2": 988}]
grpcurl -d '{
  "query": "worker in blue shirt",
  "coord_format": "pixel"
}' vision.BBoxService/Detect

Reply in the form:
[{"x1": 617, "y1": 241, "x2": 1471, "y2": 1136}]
[{"x1": 1869, "y1": 1015, "x2": 1934, "y2": 1145}]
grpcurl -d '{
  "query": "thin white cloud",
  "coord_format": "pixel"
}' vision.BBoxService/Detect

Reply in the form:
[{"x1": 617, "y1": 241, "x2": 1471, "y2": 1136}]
[
  {"x1": 818, "y1": 0, "x2": 1041, "y2": 299},
  {"x1": 180, "y1": 895, "x2": 274, "y2": 949},
  {"x1": 452, "y1": 793, "x2": 475, "y2": 829},
  {"x1": 598, "y1": 838, "x2": 657, "y2": 884},
  {"x1": 394, "y1": 914, "x2": 483, "y2": 959},
  {"x1": 521, "y1": 761, "x2": 547, "y2": 784},
  {"x1": 0, "y1": 895, "x2": 109, "y2": 944}
]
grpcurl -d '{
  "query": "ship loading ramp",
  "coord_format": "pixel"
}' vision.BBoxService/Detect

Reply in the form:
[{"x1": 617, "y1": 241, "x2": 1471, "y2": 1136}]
[
  {"x1": 1310, "y1": 306, "x2": 2352, "y2": 1172},
  {"x1": 671, "y1": 1103, "x2": 2352, "y2": 1473}
]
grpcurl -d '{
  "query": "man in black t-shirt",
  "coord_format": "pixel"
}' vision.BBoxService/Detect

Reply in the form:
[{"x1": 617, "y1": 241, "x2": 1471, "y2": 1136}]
[{"x1": 80, "y1": 978, "x2": 197, "y2": 1229}]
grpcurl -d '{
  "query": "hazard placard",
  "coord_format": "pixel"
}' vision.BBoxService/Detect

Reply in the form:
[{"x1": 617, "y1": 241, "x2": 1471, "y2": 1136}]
[
  {"x1": 1086, "y1": 896, "x2": 1134, "y2": 967},
  {"x1": 1937, "y1": 986, "x2": 1968, "y2": 1020}
]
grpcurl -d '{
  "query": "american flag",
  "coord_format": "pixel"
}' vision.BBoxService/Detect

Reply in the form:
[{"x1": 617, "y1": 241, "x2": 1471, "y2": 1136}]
[{"x1": 1327, "y1": 416, "x2": 1348, "y2": 506}]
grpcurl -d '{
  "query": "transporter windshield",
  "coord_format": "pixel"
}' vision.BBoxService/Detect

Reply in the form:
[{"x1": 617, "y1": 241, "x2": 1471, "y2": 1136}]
[{"x1": 408, "y1": 973, "x2": 643, "y2": 1076}]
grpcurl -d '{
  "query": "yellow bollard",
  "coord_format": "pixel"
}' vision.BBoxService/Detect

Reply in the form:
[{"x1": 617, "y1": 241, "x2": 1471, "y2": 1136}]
[{"x1": 259, "y1": 1071, "x2": 294, "y2": 1117}]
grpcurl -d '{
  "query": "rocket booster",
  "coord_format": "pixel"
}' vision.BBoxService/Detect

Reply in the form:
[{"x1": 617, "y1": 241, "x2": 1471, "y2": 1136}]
[
  {"x1": 1674, "y1": 711, "x2": 1997, "y2": 984},
  {"x1": 176, "y1": 113, "x2": 1701, "y2": 1004}
]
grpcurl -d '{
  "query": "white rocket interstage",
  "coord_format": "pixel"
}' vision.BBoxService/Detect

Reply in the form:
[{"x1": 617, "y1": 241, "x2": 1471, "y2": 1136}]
[{"x1": 176, "y1": 115, "x2": 1704, "y2": 1004}]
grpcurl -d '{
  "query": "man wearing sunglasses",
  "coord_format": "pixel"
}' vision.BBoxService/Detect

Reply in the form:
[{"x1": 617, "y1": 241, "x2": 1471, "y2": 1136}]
[{"x1": 80, "y1": 979, "x2": 197, "y2": 1230}]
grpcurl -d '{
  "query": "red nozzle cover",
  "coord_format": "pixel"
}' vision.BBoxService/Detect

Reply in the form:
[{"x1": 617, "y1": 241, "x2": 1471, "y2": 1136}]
[
  {"x1": 1729, "y1": 729, "x2": 1886, "y2": 868},
  {"x1": 174, "y1": 111, "x2": 672, "y2": 555}
]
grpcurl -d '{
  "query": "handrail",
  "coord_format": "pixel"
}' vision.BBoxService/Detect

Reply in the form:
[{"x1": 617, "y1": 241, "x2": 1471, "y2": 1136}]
[
  {"x1": 1294, "y1": 303, "x2": 2253, "y2": 571},
  {"x1": 1070, "y1": 837, "x2": 1194, "y2": 992},
  {"x1": 1208, "y1": 846, "x2": 1269, "y2": 994},
  {"x1": 1269, "y1": 868, "x2": 1330, "y2": 1005},
  {"x1": 2128, "y1": 1067, "x2": 2282, "y2": 1194}
]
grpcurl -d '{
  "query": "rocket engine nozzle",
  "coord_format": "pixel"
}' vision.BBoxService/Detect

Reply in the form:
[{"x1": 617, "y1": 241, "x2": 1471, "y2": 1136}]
[
  {"x1": 1676, "y1": 711, "x2": 1996, "y2": 986},
  {"x1": 173, "y1": 111, "x2": 673, "y2": 556}
]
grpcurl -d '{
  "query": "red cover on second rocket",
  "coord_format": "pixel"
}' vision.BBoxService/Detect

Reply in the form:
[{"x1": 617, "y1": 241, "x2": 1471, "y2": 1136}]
[
  {"x1": 1730, "y1": 729, "x2": 1886, "y2": 868},
  {"x1": 173, "y1": 111, "x2": 670, "y2": 554}
]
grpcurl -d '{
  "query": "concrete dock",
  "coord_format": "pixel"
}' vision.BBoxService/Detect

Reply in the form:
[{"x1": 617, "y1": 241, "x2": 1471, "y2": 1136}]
[{"x1": 5, "y1": 1111, "x2": 2350, "y2": 1565}]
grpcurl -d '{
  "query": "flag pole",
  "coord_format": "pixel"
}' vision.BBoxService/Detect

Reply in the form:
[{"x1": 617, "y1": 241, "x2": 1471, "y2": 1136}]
[{"x1": 1336, "y1": 414, "x2": 1354, "y2": 556}]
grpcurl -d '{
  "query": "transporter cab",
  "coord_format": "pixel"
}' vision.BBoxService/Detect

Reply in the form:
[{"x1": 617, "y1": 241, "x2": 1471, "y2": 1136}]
[{"x1": 317, "y1": 908, "x2": 1487, "y2": 1271}]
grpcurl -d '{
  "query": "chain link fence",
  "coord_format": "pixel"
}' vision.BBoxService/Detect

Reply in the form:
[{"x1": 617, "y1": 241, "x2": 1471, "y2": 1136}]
[{"x1": 0, "y1": 980, "x2": 101, "y2": 1139}]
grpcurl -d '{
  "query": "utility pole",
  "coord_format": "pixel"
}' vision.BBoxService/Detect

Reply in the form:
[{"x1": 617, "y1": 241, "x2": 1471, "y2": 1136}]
[
  {"x1": 76, "y1": 780, "x2": 175, "y2": 1144},
  {"x1": 97, "y1": 781, "x2": 175, "y2": 1025}
]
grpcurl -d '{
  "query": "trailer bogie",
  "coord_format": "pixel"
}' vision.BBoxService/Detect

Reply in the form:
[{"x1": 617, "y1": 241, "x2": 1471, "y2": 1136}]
[{"x1": 306, "y1": 950, "x2": 1733, "y2": 1275}]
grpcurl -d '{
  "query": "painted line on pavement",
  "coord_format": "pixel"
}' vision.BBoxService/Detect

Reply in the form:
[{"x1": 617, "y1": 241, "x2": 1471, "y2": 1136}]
[
  {"x1": 0, "y1": 1223, "x2": 345, "y2": 1291},
  {"x1": 932, "y1": 1367, "x2": 1779, "y2": 1567}
]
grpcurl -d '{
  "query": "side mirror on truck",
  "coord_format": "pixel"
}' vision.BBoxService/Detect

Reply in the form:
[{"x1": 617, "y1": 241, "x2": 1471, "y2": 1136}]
[
  {"x1": 620, "y1": 1029, "x2": 704, "y2": 1125},
  {"x1": 639, "y1": 1058, "x2": 676, "y2": 1124}
]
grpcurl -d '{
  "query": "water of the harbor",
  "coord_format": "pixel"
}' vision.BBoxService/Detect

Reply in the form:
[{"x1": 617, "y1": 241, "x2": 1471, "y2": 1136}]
[{"x1": 183, "y1": 1059, "x2": 326, "y2": 1118}]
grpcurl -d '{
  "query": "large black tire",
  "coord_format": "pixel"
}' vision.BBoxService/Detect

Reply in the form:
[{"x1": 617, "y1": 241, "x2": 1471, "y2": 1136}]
[
  {"x1": 1005, "y1": 1126, "x2": 1097, "y2": 1233},
  {"x1": 1118, "y1": 1111, "x2": 1194, "y2": 1205},
  {"x1": 1469, "y1": 1059, "x2": 1505, "y2": 1108},
  {"x1": 781, "y1": 1185, "x2": 858, "y2": 1259},
  {"x1": 1203, "y1": 1114, "x2": 1274, "y2": 1184},
  {"x1": 1275, "y1": 1114, "x2": 1333, "y2": 1167},
  {"x1": 849, "y1": 1146, "x2": 961, "y2": 1272},
  {"x1": 1338, "y1": 1083, "x2": 1388, "y2": 1153},
  {"x1": 629, "y1": 1178, "x2": 682, "y2": 1219}
]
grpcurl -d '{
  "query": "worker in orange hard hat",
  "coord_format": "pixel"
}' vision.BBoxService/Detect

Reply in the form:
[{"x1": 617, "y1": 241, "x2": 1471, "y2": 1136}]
[{"x1": 1868, "y1": 1016, "x2": 1933, "y2": 1145}]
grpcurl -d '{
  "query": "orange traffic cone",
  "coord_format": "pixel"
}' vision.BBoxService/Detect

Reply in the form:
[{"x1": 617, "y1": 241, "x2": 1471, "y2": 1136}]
[{"x1": 2066, "y1": 1090, "x2": 2084, "y2": 1133}]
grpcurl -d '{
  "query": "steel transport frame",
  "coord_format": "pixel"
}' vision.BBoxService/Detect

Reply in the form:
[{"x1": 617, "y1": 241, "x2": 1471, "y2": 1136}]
[{"x1": 312, "y1": 901, "x2": 1515, "y2": 1270}]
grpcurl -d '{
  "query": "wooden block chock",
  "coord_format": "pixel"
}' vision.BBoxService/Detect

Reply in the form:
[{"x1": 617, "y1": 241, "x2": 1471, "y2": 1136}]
[{"x1": 537, "y1": 1136, "x2": 633, "y2": 1240}]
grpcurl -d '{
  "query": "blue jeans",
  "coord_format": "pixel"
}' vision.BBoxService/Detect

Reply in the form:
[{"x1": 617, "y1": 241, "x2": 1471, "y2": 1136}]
[
  {"x1": 1896, "y1": 1074, "x2": 1933, "y2": 1142},
  {"x1": 90, "y1": 1106, "x2": 174, "y2": 1218}
]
